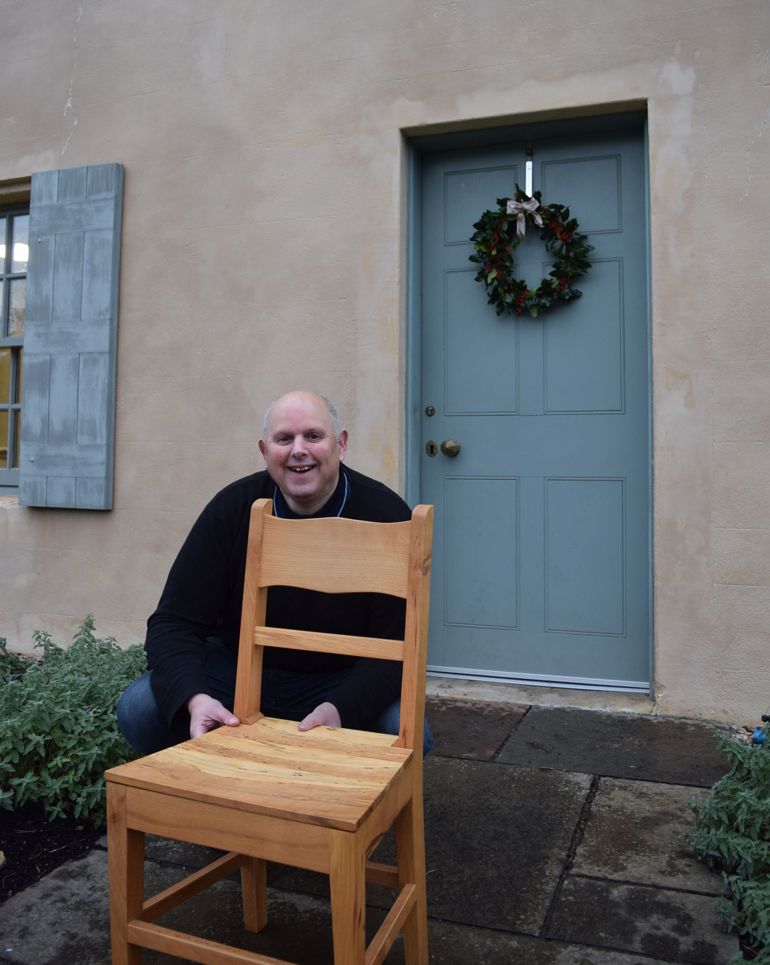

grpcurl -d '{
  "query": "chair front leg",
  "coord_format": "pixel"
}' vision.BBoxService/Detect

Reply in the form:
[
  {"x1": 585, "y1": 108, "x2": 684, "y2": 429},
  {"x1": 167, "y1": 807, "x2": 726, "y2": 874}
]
[
  {"x1": 240, "y1": 856, "x2": 268, "y2": 932},
  {"x1": 329, "y1": 830, "x2": 366, "y2": 965},
  {"x1": 106, "y1": 784, "x2": 145, "y2": 965}
]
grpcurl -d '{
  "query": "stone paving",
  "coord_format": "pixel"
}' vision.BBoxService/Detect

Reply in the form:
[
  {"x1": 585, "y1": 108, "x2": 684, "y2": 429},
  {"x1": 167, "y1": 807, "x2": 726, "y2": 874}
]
[{"x1": 0, "y1": 699, "x2": 738, "y2": 965}]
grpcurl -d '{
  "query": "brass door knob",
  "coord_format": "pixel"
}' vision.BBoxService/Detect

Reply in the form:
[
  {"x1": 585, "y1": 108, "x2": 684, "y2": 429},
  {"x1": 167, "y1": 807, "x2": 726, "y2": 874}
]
[{"x1": 440, "y1": 439, "x2": 461, "y2": 458}]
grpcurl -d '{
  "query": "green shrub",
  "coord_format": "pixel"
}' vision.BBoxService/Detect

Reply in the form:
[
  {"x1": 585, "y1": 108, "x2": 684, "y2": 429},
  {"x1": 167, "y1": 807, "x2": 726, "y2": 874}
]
[
  {"x1": 692, "y1": 721, "x2": 770, "y2": 963},
  {"x1": 0, "y1": 616, "x2": 146, "y2": 826}
]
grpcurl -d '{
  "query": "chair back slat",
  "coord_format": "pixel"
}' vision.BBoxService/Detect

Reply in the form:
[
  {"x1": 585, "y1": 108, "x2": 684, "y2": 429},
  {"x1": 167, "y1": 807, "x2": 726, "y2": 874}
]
[
  {"x1": 235, "y1": 499, "x2": 434, "y2": 753},
  {"x1": 259, "y1": 512, "x2": 412, "y2": 598},
  {"x1": 257, "y1": 626, "x2": 404, "y2": 662}
]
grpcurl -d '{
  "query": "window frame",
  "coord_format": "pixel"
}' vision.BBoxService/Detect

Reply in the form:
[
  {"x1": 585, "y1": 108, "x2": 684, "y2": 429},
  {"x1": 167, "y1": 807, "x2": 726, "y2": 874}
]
[{"x1": 0, "y1": 191, "x2": 30, "y2": 492}]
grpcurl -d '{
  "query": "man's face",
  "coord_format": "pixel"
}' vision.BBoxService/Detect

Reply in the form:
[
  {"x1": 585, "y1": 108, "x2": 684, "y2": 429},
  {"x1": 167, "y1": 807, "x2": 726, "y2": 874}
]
[{"x1": 259, "y1": 392, "x2": 348, "y2": 515}]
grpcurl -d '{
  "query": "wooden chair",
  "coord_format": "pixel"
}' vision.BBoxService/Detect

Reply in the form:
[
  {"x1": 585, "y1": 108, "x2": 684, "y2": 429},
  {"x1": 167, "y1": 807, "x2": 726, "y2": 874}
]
[{"x1": 106, "y1": 498, "x2": 434, "y2": 965}]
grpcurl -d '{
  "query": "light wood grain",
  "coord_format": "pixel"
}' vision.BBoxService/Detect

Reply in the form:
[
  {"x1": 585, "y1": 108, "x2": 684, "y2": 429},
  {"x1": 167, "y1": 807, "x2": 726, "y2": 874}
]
[
  {"x1": 259, "y1": 512, "x2": 412, "y2": 598},
  {"x1": 126, "y1": 921, "x2": 292, "y2": 965},
  {"x1": 108, "y1": 717, "x2": 410, "y2": 831},
  {"x1": 125, "y1": 786, "x2": 332, "y2": 873},
  {"x1": 366, "y1": 883, "x2": 417, "y2": 965},
  {"x1": 106, "y1": 500, "x2": 434, "y2": 964},
  {"x1": 255, "y1": 626, "x2": 404, "y2": 661}
]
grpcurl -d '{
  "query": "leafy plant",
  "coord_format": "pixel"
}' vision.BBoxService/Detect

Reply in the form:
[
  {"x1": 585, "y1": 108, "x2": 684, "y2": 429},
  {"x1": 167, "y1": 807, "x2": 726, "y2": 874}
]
[
  {"x1": 0, "y1": 616, "x2": 146, "y2": 826},
  {"x1": 692, "y1": 720, "x2": 770, "y2": 963}
]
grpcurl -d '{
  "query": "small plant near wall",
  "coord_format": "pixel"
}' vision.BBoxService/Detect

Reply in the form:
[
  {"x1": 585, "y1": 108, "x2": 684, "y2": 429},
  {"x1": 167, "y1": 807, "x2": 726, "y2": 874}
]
[
  {"x1": 0, "y1": 616, "x2": 146, "y2": 827},
  {"x1": 691, "y1": 717, "x2": 770, "y2": 963}
]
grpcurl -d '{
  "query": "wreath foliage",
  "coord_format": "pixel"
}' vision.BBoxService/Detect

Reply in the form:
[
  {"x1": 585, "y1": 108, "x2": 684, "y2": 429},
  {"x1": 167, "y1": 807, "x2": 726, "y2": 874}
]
[{"x1": 469, "y1": 185, "x2": 593, "y2": 318}]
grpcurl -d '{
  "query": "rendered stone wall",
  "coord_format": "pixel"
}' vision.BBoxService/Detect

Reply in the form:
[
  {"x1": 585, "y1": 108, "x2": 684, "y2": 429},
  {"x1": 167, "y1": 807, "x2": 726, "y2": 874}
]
[{"x1": 1, "y1": 0, "x2": 768, "y2": 724}]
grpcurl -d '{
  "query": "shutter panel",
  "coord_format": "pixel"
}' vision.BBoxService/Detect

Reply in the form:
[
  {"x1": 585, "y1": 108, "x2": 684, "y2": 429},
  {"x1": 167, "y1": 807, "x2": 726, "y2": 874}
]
[{"x1": 20, "y1": 163, "x2": 123, "y2": 509}]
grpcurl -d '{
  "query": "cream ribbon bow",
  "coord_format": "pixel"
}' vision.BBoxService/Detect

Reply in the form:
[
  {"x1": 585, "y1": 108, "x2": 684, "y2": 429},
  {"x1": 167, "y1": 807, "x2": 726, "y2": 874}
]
[{"x1": 506, "y1": 196, "x2": 543, "y2": 238}]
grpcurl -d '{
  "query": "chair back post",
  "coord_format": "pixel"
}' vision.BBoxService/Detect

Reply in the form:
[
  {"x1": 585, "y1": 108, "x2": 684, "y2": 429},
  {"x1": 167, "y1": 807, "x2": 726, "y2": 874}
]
[
  {"x1": 233, "y1": 498, "x2": 272, "y2": 723},
  {"x1": 398, "y1": 505, "x2": 434, "y2": 757}
]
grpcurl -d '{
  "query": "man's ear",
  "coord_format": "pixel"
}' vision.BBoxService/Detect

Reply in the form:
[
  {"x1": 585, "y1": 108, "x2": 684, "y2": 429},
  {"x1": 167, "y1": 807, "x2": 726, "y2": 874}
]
[
  {"x1": 258, "y1": 438, "x2": 267, "y2": 461},
  {"x1": 337, "y1": 429, "x2": 349, "y2": 461}
]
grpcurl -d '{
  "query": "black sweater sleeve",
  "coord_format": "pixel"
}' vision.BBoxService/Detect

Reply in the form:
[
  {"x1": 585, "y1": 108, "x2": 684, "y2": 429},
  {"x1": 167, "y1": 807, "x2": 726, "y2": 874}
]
[{"x1": 145, "y1": 475, "x2": 260, "y2": 725}]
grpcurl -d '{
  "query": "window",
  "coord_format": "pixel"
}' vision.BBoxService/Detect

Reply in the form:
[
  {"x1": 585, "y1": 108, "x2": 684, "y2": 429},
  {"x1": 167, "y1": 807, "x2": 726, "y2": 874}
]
[
  {"x1": 0, "y1": 204, "x2": 28, "y2": 490},
  {"x1": 9, "y1": 163, "x2": 123, "y2": 509}
]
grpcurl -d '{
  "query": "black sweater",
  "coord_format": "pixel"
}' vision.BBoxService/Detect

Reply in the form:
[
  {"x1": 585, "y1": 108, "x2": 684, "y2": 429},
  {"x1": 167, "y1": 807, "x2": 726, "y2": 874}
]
[{"x1": 146, "y1": 466, "x2": 411, "y2": 730}]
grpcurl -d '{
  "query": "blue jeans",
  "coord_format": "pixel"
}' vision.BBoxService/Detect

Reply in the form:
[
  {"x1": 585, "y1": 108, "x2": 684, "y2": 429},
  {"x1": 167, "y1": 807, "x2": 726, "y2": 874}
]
[{"x1": 117, "y1": 639, "x2": 432, "y2": 756}]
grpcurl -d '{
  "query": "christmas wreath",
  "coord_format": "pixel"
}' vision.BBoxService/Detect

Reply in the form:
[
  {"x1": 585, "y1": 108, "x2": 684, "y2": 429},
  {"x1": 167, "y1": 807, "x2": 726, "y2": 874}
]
[{"x1": 469, "y1": 185, "x2": 593, "y2": 318}]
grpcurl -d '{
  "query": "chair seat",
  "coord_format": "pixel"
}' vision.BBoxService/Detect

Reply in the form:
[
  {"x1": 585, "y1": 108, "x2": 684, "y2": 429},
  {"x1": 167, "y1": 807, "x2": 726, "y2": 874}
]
[{"x1": 107, "y1": 717, "x2": 412, "y2": 832}]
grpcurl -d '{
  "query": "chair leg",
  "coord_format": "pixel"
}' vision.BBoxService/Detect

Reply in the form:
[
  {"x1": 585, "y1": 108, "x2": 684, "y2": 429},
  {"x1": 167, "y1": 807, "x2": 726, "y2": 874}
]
[
  {"x1": 395, "y1": 793, "x2": 429, "y2": 965},
  {"x1": 329, "y1": 831, "x2": 366, "y2": 965},
  {"x1": 240, "y1": 856, "x2": 268, "y2": 932},
  {"x1": 106, "y1": 785, "x2": 144, "y2": 965}
]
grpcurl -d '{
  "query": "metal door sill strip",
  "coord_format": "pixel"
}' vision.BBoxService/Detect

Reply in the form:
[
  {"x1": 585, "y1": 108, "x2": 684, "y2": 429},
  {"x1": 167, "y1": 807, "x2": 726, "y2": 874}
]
[{"x1": 427, "y1": 666, "x2": 649, "y2": 695}]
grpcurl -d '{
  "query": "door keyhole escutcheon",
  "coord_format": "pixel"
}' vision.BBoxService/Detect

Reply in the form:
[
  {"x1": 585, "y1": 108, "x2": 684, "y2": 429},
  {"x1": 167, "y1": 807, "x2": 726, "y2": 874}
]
[
  {"x1": 425, "y1": 440, "x2": 439, "y2": 457},
  {"x1": 440, "y1": 439, "x2": 461, "y2": 458}
]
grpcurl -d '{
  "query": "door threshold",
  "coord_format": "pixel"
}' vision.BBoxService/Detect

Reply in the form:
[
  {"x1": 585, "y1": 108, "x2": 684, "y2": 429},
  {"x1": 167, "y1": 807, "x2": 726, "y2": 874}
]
[{"x1": 427, "y1": 670, "x2": 655, "y2": 715}]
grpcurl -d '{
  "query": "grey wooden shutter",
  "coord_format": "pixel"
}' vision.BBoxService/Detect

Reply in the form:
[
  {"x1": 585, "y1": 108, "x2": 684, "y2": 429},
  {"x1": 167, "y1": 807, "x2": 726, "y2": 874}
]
[{"x1": 20, "y1": 163, "x2": 123, "y2": 509}]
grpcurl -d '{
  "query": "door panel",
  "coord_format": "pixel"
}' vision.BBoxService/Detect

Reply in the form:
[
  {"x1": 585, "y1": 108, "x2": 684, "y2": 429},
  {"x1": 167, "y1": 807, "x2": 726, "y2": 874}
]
[
  {"x1": 545, "y1": 477, "x2": 625, "y2": 634},
  {"x1": 419, "y1": 127, "x2": 650, "y2": 688},
  {"x1": 444, "y1": 475, "x2": 519, "y2": 629},
  {"x1": 445, "y1": 269, "x2": 518, "y2": 413}
]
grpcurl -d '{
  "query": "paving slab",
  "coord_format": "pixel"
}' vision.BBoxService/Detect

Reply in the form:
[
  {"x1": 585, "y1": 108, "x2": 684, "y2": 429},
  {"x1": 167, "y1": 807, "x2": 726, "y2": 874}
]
[
  {"x1": 0, "y1": 850, "x2": 376, "y2": 965},
  {"x1": 497, "y1": 708, "x2": 730, "y2": 786},
  {"x1": 141, "y1": 834, "x2": 221, "y2": 869},
  {"x1": 426, "y1": 696, "x2": 527, "y2": 760},
  {"x1": 1, "y1": 849, "x2": 122, "y2": 965},
  {"x1": 419, "y1": 920, "x2": 686, "y2": 964},
  {"x1": 421, "y1": 757, "x2": 591, "y2": 932},
  {"x1": 0, "y1": 849, "x2": 681, "y2": 965},
  {"x1": 572, "y1": 778, "x2": 721, "y2": 894},
  {"x1": 275, "y1": 755, "x2": 591, "y2": 933},
  {"x1": 547, "y1": 876, "x2": 738, "y2": 964}
]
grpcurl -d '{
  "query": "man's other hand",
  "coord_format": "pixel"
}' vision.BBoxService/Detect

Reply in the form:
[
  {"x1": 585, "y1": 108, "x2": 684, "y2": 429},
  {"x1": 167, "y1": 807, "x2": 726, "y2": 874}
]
[
  {"x1": 187, "y1": 693, "x2": 240, "y2": 738},
  {"x1": 298, "y1": 701, "x2": 341, "y2": 732}
]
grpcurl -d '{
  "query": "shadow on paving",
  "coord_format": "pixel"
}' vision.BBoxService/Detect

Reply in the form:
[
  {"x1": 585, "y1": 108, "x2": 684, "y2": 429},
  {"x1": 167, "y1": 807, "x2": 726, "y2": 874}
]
[{"x1": 0, "y1": 699, "x2": 737, "y2": 965}]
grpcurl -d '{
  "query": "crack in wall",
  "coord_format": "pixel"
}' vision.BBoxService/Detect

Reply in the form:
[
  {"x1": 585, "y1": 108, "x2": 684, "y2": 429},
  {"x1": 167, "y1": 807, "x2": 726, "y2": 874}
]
[{"x1": 61, "y1": 2, "x2": 83, "y2": 157}]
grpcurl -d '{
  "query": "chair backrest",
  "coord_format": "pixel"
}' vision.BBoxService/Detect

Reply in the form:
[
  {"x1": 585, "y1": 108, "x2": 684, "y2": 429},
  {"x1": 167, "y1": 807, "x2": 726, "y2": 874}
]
[{"x1": 233, "y1": 499, "x2": 434, "y2": 753}]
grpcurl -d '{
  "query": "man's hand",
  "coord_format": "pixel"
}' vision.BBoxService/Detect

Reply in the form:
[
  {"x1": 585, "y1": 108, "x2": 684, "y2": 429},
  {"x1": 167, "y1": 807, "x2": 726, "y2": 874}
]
[
  {"x1": 298, "y1": 701, "x2": 341, "y2": 732},
  {"x1": 187, "y1": 693, "x2": 240, "y2": 739}
]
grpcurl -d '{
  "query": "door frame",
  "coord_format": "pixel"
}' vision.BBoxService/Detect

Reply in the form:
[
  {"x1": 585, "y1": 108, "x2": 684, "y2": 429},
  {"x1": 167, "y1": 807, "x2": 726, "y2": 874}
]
[{"x1": 404, "y1": 110, "x2": 655, "y2": 696}]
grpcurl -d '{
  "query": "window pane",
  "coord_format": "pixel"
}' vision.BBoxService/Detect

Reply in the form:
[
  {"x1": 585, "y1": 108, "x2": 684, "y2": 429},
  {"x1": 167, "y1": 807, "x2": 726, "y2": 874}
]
[
  {"x1": 11, "y1": 215, "x2": 29, "y2": 272},
  {"x1": 1, "y1": 206, "x2": 27, "y2": 486},
  {"x1": 0, "y1": 348, "x2": 9, "y2": 403},
  {"x1": 9, "y1": 277, "x2": 24, "y2": 336},
  {"x1": 0, "y1": 410, "x2": 7, "y2": 469}
]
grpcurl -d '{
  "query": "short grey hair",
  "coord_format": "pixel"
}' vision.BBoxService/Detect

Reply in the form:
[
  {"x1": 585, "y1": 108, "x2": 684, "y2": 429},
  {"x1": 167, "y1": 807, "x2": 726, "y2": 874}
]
[{"x1": 262, "y1": 392, "x2": 342, "y2": 441}]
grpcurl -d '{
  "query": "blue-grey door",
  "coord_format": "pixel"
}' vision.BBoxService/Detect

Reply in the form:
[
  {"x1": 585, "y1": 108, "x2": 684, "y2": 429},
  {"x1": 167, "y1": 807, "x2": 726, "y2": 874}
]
[{"x1": 418, "y1": 127, "x2": 650, "y2": 689}]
